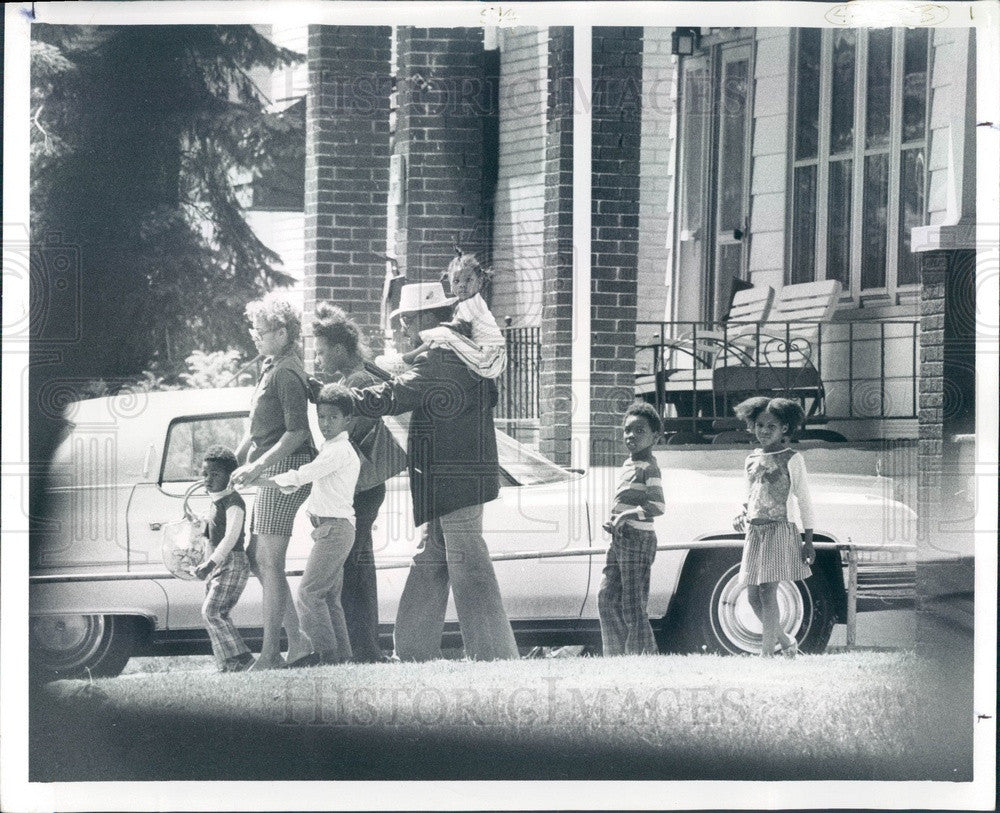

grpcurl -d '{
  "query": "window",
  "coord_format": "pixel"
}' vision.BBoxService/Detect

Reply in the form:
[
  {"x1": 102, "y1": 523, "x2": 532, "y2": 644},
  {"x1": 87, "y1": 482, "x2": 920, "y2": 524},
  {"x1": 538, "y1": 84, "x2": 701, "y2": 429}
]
[
  {"x1": 161, "y1": 414, "x2": 249, "y2": 483},
  {"x1": 789, "y1": 28, "x2": 929, "y2": 302}
]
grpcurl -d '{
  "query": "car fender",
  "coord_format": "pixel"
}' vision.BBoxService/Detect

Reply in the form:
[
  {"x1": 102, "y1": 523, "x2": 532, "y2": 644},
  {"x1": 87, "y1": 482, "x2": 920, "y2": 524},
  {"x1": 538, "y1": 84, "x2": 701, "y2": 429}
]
[{"x1": 30, "y1": 578, "x2": 168, "y2": 629}]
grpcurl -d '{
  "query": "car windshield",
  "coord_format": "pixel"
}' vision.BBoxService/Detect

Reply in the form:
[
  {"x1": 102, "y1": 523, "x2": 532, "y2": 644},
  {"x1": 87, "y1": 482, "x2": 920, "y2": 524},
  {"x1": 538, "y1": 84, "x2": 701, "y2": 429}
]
[{"x1": 495, "y1": 431, "x2": 575, "y2": 486}]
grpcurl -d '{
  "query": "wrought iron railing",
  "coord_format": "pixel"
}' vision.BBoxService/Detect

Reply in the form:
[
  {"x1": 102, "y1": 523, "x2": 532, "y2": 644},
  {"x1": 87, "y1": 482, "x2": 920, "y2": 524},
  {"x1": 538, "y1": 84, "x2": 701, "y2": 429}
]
[
  {"x1": 496, "y1": 326, "x2": 541, "y2": 420},
  {"x1": 635, "y1": 319, "x2": 919, "y2": 436}
]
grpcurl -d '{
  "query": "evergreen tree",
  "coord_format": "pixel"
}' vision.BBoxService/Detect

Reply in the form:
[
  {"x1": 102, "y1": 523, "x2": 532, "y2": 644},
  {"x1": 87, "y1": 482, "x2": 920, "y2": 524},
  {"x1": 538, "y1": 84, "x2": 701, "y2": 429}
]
[{"x1": 29, "y1": 25, "x2": 303, "y2": 504}]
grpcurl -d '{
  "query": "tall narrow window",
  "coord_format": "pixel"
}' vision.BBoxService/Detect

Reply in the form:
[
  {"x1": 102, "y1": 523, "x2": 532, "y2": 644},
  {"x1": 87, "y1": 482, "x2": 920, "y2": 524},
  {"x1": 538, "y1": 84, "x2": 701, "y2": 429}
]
[
  {"x1": 826, "y1": 30, "x2": 855, "y2": 286},
  {"x1": 898, "y1": 28, "x2": 929, "y2": 285},
  {"x1": 790, "y1": 29, "x2": 821, "y2": 284},
  {"x1": 789, "y1": 28, "x2": 929, "y2": 302},
  {"x1": 861, "y1": 153, "x2": 889, "y2": 289}
]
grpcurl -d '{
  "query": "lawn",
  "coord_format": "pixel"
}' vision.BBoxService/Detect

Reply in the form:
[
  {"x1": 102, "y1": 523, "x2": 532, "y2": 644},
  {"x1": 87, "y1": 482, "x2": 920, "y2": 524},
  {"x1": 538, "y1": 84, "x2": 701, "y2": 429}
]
[{"x1": 30, "y1": 651, "x2": 972, "y2": 782}]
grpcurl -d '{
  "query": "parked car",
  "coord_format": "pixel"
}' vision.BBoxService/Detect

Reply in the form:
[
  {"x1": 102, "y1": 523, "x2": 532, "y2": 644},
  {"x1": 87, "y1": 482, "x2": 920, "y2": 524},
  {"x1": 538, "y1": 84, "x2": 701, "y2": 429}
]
[{"x1": 29, "y1": 387, "x2": 916, "y2": 679}]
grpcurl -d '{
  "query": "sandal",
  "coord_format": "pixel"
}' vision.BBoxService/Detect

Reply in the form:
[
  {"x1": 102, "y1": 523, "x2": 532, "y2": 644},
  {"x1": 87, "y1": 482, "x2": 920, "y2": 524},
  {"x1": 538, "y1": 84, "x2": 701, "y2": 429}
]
[
  {"x1": 287, "y1": 652, "x2": 322, "y2": 669},
  {"x1": 778, "y1": 639, "x2": 799, "y2": 659}
]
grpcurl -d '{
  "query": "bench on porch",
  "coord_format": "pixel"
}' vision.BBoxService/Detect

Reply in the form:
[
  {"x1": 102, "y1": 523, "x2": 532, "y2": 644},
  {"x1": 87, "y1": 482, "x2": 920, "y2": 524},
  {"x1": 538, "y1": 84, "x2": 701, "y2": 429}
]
[{"x1": 636, "y1": 280, "x2": 844, "y2": 436}]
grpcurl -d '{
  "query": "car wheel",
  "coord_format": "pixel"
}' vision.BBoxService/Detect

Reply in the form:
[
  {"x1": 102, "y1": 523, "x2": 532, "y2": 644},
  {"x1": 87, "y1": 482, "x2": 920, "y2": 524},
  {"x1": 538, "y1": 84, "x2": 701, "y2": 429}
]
[
  {"x1": 29, "y1": 614, "x2": 138, "y2": 681},
  {"x1": 668, "y1": 550, "x2": 836, "y2": 655}
]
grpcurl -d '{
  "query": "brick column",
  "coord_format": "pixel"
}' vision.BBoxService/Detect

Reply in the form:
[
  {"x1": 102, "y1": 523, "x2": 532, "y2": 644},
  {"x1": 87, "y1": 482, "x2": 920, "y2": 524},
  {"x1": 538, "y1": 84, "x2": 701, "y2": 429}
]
[
  {"x1": 591, "y1": 28, "x2": 644, "y2": 466},
  {"x1": 305, "y1": 26, "x2": 391, "y2": 352},
  {"x1": 539, "y1": 28, "x2": 574, "y2": 467},
  {"x1": 916, "y1": 251, "x2": 947, "y2": 539},
  {"x1": 915, "y1": 249, "x2": 978, "y2": 655},
  {"x1": 395, "y1": 28, "x2": 487, "y2": 280},
  {"x1": 915, "y1": 250, "x2": 950, "y2": 657}
]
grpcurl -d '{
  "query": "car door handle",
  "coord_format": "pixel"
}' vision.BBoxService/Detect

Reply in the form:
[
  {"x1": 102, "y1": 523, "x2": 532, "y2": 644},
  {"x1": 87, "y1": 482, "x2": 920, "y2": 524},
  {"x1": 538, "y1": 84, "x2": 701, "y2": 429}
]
[{"x1": 149, "y1": 522, "x2": 163, "y2": 531}]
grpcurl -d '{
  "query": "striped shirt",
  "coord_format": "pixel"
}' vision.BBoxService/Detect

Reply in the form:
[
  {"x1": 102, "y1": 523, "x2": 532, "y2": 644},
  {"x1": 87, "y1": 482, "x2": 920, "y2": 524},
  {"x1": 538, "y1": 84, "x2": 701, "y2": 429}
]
[{"x1": 612, "y1": 453, "x2": 666, "y2": 531}]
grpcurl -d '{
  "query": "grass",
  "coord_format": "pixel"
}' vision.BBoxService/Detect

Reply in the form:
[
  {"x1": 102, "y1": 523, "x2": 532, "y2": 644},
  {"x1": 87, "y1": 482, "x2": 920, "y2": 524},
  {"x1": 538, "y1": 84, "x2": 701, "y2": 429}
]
[{"x1": 31, "y1": 651, "x2": 972, "y2": 782}]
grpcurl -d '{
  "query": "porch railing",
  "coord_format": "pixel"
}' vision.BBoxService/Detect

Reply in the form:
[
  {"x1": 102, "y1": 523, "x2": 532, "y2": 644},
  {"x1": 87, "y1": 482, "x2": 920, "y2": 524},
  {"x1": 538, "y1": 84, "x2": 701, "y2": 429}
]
[
  {"x1": 496, "y1": 325, "x2": 541, "y2": 420},
  {"x1": 635, "y1": 319, "x2": 919, "y2": 435}
]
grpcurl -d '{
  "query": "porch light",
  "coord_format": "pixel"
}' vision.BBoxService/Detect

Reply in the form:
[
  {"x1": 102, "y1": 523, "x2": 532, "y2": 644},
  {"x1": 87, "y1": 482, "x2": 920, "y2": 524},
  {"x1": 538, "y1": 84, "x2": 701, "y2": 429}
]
[{"x1": 671, "y1": 27, "x2": 700, "y2": 56}]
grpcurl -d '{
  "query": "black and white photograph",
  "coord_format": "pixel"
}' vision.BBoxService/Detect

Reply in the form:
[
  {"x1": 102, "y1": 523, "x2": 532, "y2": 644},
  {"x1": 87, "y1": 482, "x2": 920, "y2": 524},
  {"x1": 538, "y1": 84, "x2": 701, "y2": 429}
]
[{"x1": 2, "y1": 1, "x2": 997, "y2": 810}]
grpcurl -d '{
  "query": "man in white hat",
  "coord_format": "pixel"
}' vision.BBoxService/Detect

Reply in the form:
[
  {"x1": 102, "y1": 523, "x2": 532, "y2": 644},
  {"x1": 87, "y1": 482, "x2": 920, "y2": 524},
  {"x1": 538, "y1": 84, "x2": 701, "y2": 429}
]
[{"x1": 350, "y1": 281, "x2": 518, "y2": 661}]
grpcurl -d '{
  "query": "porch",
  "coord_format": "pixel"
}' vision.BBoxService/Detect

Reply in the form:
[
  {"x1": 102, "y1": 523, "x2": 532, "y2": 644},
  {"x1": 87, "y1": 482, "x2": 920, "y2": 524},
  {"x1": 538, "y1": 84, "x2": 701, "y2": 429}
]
[{"x1": 635, "y1": 318, "x2": 920, "y2": 443}]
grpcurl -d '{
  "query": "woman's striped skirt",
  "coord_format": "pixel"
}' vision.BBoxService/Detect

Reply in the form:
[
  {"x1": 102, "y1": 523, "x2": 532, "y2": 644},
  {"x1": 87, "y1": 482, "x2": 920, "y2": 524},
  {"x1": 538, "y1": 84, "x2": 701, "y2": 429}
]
[{"x1": 738, "y1": 520, "x2": 812, "y2": 586}]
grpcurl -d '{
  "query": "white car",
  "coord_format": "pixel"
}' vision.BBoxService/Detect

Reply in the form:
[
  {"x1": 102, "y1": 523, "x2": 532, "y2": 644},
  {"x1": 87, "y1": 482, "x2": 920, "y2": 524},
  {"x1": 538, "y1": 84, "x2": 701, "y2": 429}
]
[{"x1": 29, "y1": 387, "x2": 916, "y2": 678}]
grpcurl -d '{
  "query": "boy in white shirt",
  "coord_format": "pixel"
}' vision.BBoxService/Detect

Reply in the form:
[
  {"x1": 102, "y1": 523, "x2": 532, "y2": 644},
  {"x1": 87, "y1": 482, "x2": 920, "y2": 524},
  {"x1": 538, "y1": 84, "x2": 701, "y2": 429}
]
[{"x1": 263, "y1": 383, "x2": 360, "y2": 666}]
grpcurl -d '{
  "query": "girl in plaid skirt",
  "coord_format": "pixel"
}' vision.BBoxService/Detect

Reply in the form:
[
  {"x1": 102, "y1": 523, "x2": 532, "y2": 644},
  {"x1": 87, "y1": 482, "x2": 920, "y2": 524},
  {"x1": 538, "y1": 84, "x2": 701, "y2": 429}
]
[{"x1": 733, "y1": 397, "x2": 817, "y2": 658}]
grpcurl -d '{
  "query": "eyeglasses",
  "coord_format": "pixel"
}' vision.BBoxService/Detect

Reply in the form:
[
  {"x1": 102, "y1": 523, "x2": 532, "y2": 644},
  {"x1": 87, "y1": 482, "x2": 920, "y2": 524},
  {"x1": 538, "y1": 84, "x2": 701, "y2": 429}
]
[{"x1": 249, "y1": 326, "x2": 280, "y2": 341}]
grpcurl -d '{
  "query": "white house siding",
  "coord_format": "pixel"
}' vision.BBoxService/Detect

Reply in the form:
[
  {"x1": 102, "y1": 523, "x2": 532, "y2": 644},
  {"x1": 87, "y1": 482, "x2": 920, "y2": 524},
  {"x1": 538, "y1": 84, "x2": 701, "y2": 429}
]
[
  {"x1": 739, "y1": 29, "x2": 919, "y2": 439},
  {"x1": 268, "y1": 24, "x2": 310, "y2": 105},
  {"x1": 925, "y1": 28, "x2": 974, "y2": 227},
  {"x1": 244, "y1": 210, "x2": 306, "y2": 310},
  {"x1": 636, "y1": 28, "x2": 677, "y2": 345},
  {"x1": 747, "y1": 28, "x2": 792, "y2": 295},
  {"x1": 490, "y1": 28, "x2": 548, "y2": 328},
  {"x1": 252, "y1": 24, "x2": 309, "y2": 314}
]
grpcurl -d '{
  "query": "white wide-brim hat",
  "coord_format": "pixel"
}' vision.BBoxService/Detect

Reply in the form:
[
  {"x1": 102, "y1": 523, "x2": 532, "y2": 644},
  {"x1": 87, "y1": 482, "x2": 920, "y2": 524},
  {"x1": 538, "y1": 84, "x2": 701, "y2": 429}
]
[{"x1": 389, "y1": 281, "x2": 458, "y2": 321}]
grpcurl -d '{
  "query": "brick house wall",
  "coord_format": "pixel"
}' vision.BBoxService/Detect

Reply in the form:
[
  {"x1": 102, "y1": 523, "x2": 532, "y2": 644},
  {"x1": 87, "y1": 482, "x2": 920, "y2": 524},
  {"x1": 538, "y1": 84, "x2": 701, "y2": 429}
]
[
  {"x1": 591, "y1": 27, "x2": 644, "y2": 467},
  {"x1": 491, "y1": 28, "x2": 549, "y2": 327},
  {"x1": 538, "y1": 27, "x2": 574, "y2": 466},
  {"x1": 304, "y1": 26, "x2": 392, "y2": 356},
  {"x1": 393, "y1": 28, "x2": 487, "y2": 282}
]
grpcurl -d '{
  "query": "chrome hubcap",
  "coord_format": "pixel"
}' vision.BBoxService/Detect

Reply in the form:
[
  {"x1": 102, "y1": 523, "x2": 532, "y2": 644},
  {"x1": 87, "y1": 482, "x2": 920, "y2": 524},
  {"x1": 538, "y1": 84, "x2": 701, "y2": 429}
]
[
  {"x1": 716, "y1": 571, "x2": 805, "y2": 654},
  {"x1": 30, "y1": 614, "x2": 106, "y2": 669}
]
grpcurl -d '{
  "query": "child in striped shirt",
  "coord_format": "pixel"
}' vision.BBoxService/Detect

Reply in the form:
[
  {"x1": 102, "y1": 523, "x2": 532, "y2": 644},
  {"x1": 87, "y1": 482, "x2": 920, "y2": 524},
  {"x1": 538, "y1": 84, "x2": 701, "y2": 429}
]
[{"x1": 598, "y1": 402, "x2": 666, "y2": 656}]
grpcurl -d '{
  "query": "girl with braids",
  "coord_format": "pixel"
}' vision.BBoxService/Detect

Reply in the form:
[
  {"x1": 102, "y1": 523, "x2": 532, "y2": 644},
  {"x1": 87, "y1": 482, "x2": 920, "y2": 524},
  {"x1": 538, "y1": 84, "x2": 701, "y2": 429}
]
[
  {"x1": 732, "y1": 396, "x2": 817, "y2": 658},
  {"x1": 399, "y1": 248, "x2": 507, "y2": 379}
]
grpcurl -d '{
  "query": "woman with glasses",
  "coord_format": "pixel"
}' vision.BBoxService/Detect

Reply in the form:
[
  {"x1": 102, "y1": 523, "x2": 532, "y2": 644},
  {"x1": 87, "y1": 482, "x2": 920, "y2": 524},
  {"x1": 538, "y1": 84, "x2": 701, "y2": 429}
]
[{"x1": 230, "y1": 292, "x2": 316, "y2": 669}]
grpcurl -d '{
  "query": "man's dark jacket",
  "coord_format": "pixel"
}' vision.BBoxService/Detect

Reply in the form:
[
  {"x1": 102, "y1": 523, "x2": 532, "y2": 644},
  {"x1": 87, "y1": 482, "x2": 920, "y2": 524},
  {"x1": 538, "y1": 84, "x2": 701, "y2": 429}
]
[{"x1": 351, "y1": 347, "x2": 500, "y2": 527}]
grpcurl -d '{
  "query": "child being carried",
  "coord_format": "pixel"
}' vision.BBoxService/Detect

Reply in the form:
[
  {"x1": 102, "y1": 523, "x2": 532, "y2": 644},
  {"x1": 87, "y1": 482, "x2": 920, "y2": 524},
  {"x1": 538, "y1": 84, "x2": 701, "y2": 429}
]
[{"x1": 400, "y1": 249, "x2": 507, "y2": 379}]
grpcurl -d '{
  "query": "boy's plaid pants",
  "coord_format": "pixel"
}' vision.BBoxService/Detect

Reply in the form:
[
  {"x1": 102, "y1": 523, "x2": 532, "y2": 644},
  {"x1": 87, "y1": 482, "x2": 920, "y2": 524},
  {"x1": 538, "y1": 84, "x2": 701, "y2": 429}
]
[
  {"x1": 598, "y1": 525, "x2": 658, "y2": 656},
  {"x1": 202, "y1": 550, "x2": 251, "y2": 666}
]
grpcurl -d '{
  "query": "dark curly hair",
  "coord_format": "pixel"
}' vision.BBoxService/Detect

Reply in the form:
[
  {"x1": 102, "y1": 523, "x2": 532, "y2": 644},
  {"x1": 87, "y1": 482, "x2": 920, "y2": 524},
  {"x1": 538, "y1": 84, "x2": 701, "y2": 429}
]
[
  {"x1": 202, "y1": 445, "x2": 239, "y2": 476},
  {"x1": 316, "y1": 382, "x2": 355, "y2": 417},
  {"x1": 312, "y1": 302, "x2": 371, "y2": 360},
  {"x1": 734, "y1": 396, "x2": 805, "y2": 438},
  {"x1": 625, "y1": 401, "x2": 662, "y2": 437},
  {"x1": 446, "y1": 248, "x2": 490, "y2": 282}
]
